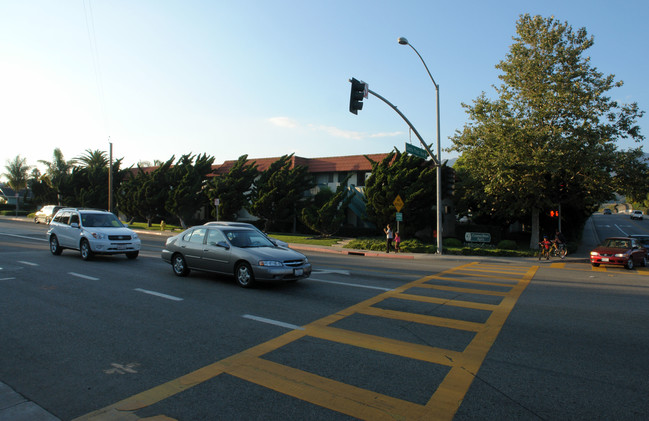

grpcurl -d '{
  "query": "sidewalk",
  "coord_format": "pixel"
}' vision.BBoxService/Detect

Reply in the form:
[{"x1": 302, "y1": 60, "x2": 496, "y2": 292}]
[{"x1": 0, "y1": 382, "x2": 60, "y2": 421}]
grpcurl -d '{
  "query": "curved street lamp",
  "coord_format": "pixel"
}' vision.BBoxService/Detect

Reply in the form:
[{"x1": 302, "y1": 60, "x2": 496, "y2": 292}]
[{"x1": 398, "y1": 37, "x2": 443, "y2": 254}]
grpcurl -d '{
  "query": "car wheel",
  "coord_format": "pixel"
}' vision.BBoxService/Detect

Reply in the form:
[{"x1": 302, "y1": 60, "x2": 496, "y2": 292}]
[
  {"x1": 172, "y1": 253, "x2": 190, "y2": 276},
  {"x1": 34, "y1": 217, "x2": 39, "y2": 223},
  {"x1": 126, "y1": 251, "x2": 139, "y2": 260},
  {"x1": 49, "y1": 235, "x2": 62, "y2": 255},
  {"x1": 235, "y1": 262, "x2": 255, "y2": 288},
  {"x1": 625, "y1": 257, "x2": 634, "y2": 270},
  {"x1": 80, "y1": 239, "x2": 94, "y2": 261}
]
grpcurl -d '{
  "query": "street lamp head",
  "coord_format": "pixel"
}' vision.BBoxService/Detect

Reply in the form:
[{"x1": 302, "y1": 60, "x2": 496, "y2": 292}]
[{"x1": 398, "y1": 37, "x2": 409, "y2": 45}]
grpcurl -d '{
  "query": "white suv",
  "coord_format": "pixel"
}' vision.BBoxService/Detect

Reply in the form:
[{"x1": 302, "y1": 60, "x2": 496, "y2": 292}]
[
  {"x1": 47, "y1": 208, "x2": 141, "y2": 260},
  {"x1": 631, "y1": 210, "x2": 644, "y2": 220}
]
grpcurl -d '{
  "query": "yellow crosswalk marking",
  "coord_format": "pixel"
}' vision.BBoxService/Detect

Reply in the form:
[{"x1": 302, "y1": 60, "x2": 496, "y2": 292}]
[{"x1": 74, "y1": 262, "x2": 536, "y2": 421}]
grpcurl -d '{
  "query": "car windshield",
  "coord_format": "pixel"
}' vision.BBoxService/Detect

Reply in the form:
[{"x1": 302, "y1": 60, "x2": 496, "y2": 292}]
[
  {"x1": 224, "y1": 229, "x2": 274, "y2": 248},
  {"x1": 602, "y1": 239, "x2": 630, "y2": 249},
  {"x1": 81, "y1": 213, "x2": 123, "y2": 228}
]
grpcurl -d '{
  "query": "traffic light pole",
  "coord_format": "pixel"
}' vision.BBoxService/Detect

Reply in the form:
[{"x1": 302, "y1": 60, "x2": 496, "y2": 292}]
[
  {"x1": 364, "y1": 86, "x2": 442, "y2": 253},
  {"x1": 365, "y1": 88, "x2": 440, "y2": 167}
]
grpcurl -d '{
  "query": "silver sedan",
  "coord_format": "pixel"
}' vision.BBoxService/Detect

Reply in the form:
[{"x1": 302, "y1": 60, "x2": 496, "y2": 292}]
[{"x1": 161, "y1": 226, "x2": 311, "y2": 288}]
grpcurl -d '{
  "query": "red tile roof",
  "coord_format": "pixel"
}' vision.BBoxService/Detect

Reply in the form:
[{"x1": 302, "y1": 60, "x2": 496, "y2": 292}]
[
  {"x1": 132, "y1": 153, "x2": 393, "y2": 177},
  {"x1": 213, "y1": 153, "x2": 391, "y2": 175}
]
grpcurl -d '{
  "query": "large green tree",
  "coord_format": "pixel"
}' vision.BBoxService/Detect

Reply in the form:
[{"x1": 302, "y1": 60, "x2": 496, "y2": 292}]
[
  {"x1": 38, "y1": 148, "x2": 75, "y2": 204},
  {"x1": 363, "y1": 150, "x2": 436, "y2": 238},
  {"x1": 301, "y1": 175, "x2": 354, "y2": 237},
  {"x1": 3, "y1": 156, "x2": 31, "y2": 210},
  {"x1": 206, "y1": 155, "x2": 258, "y2": 221},
  {"x1": 249, "y1": 154, "x2": 314, "y2": 232},
  {"x1": 166, "y1": 153, "x2": 215, "y2": 228},
  {"x1": 450, "y1": 14, "x2": 645, "y2": 248}
]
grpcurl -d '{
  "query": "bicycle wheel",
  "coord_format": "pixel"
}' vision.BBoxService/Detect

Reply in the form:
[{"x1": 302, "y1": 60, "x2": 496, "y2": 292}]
[{"x1": 559, "y1": 247, "x2": 567, "y2": 259}]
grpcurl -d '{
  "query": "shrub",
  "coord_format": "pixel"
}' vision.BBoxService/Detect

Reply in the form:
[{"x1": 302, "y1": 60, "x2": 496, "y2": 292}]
[
  {"x1": 443, "y1": 238, "x2": 463, "y2": 247},
  {"x1": 497, "y1": 239, "x2": 517, "y2": 250}
]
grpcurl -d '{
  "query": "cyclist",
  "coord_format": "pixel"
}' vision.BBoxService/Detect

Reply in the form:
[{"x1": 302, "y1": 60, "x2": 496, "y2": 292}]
[
  {"x1": 553, "y1": 229, "x2": 567, "y2": 258},
  {"x1": 539, "y1": 236, "x2": 551, "y2": 260}
]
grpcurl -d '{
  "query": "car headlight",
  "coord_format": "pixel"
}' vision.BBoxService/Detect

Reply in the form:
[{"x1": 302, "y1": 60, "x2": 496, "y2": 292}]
[
  {"x1": 590, "y1": 252, "x2": 599, "y2": 256},
  {"x1": 259, "y1": 260, "x2": 283, "y2": 267},
  {"x1": 615, "y1": 253, "x2": 625, "y2": 258},
  {"x1": 132, "y1": 232, "x2": 139, "y2": 239},
  {"x1": 90, "y1": 232, "x2": 105, "y2": 240}
]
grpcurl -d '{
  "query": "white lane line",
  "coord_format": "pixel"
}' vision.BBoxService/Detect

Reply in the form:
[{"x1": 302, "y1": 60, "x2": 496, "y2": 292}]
[
  {"x1": 312, "y1": 269, "x2": 351, "y2": 276},
  {"x1": 0, "y1": 277, "x2": 16, "y2": 281},
  {"x1": 615, "y1": 224, "x2": 629, "y2": 236},
  {"x1": 68, "y1": 272, "x2": 100, "y2": 281},
  {"x1": 0, "y1": 232, "x2": 48, "y2": 242},
  {"x1": 242, "y1": 314, "x2": 304, "y2": 330},
  {"x1": 309, "y1": 278, "x2": 393, "y2": 291},
  {"x1": 134, "y1": 288, "x2": 183, "y2": 301},
  {"x1": 18, "y1": 261, "x2": 39, "y2": 266}
]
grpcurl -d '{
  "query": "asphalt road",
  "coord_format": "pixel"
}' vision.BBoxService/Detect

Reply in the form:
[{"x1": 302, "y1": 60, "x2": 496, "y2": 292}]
[{"x1": 1, "y1": 215, "x2": 648, "y2": 420}]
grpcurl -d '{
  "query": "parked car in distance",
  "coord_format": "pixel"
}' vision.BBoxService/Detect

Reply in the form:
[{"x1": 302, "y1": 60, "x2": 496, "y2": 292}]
[
  {"x1": 631, "y1": 210, "x2": 643, "y2": 220},
  {"x1": 161, "y1": 225, "x2": 311, "y2": 288},
  {"x1": 34, "y1": 205, "x2": 63, "y2": 224},
  {"x1": 47, "y1": 208, "x2": 141, "y2": 260},
  {"x1": 602, "y1": 208, "x2": 612, "y2": 215},
  {"x1": 590, "y1": 237, "x2": 647, "y2": 269},
  {"x1": 203, "y1": 221, "x2": 289, "y2": 248}
]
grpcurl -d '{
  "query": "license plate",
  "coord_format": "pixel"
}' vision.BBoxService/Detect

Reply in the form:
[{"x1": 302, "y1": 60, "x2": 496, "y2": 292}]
[
  {"x1": 294, "y1": 268, "x2": 303, "y2": 276},
  {"x1": 117, "y1": 244, "x2": 126, "y2": 250},
  {"x1": 602, "y1": 257, "x2": 609, "y2": 262}
]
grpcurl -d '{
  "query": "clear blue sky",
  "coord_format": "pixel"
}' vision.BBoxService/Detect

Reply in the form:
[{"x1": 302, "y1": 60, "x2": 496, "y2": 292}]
[{"x1": 1, "y1": 0, "x2": 647, "y2": 177}]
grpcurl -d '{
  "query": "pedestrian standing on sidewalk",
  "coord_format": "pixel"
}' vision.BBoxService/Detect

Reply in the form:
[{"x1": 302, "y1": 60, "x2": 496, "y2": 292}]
[
  {"x1": 394, "y1": 231, "x2": 401, "y2": 253},
  {"x1": 384, "y1": 224, "x2": 394, "y2": 253}
]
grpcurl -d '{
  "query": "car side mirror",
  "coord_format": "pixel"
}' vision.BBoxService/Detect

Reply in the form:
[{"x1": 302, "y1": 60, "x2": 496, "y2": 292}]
[
  {"x1": 71, "y1": 222, "x2": 79, "y2": 228},
  {"x1": 215, "y1": 241, "x2": 230, "y2": 250}
]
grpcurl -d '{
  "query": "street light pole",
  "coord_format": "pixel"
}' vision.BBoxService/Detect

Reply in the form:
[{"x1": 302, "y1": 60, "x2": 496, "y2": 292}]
[{"x1": 398, "y1": 37, "x2": 443, "y2": 254}]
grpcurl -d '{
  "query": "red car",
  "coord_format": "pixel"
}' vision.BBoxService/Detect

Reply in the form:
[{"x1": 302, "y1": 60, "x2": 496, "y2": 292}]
[{"x1": 590, "y1": 237, "x2": 647, "y2": 269}]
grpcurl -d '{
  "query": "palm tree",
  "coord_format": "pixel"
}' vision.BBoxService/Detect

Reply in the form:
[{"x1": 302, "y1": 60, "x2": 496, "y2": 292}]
[
  {"x1": 38, "y1": 148, "x2": 75, "y2": 205},
  {"x1": 3, "y1": 155, "x2": 31, "y2": 214},
  {"x1": 75, "y1": 149, "x2": 109, "y2": 169}
]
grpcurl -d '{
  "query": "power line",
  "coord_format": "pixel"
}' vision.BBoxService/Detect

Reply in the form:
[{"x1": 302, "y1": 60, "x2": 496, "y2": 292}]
[{"x1": 82, "y1": 0, "x2": 109, "y2": 136}]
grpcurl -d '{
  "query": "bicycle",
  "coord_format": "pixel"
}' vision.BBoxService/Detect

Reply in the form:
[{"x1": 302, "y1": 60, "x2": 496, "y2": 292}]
[
  {"x1": 538, "y1": 243, "x2": 550, "y2": 260},
  {"x1": 550, "y1": 241, "x2": 567, "y2": 259}
]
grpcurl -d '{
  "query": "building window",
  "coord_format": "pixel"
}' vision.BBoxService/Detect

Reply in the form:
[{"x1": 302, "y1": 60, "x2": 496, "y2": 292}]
[{"x1": 357, "y1": 171, "x2": 367, "y2": 186}]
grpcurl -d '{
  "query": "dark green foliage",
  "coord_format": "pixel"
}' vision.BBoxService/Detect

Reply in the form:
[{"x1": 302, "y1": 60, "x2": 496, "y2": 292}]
[
  {"x1": 165, "y1": 153, "x2": 215, "y2": 228},
  {"x1": 301, "y1": 175, "x2": 354, "y2": 237},
  {"x1": 206, "y1": 155, "x2": 258, "y2": 221},
  {"x1": 497, "y1": 239, "x2": 517, "y2": 250},
  {"x1": 363, "y1": 150, "x2": 436, "y2": 237},
  {"x1": 451, "y1": 14, "x2": 645, "y2": 248},
  {"x1": 249, "y1": 154, "x2": 314, "y2": 232}
]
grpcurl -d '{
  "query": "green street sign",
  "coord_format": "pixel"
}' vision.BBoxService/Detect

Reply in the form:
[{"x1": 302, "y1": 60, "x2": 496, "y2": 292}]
[
  {"x1": 396, "y1": 212, "x2": 403, "y2": 222},
  {"x1": 405, "y1": 142, "x2": 427, "y2": 159}
]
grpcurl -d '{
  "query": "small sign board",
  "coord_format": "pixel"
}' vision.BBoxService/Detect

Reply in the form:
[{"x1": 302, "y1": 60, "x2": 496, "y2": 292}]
[
  {"x1": 465, "y1": 232, "x2": 491, "y2": 243},
  {"x1": 393, "y1": 195, "x2": 404, "y2": 212},
  {"x1": 405, "y1": 142, "x2": 427, "y2": 159},
  {"x1": 396, "y1": 212, "x2": 403, "y2": 222}
]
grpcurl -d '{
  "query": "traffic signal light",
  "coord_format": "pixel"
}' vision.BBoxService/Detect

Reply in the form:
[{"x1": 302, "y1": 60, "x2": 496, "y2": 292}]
[
  {"x1": 349, "y1": 78, "x2": 366, "y2": 115},
  {"x1": 442, "y1": 166, "x2": 455, "y2": 198},
  {"x1": 549, "y1": 210, "x2": 559, "y2": 218}
]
